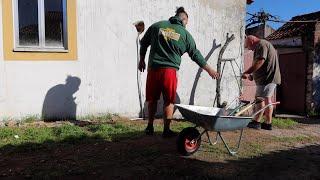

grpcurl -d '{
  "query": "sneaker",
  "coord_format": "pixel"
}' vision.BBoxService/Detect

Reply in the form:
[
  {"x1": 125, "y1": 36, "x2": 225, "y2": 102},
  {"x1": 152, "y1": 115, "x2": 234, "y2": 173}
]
[
  {"x1": 145, "y1": 125, "x2": 154, "y2": 135},
  {"x1": 162, "y1": 129, "x2": 178, "y2": 138},
  {"x1": 247, "y1": 121, "x2": 261, "y2": 129},
  {"x1": 261, "y1": 122, "x2": 272, "y2": 130}
]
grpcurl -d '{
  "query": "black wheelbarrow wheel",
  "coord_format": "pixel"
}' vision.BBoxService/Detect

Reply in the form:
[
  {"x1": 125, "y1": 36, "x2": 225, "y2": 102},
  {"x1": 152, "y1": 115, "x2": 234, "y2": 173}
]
[{"x1": 176, "y1": 127, "x2": 201, "y2": 156}]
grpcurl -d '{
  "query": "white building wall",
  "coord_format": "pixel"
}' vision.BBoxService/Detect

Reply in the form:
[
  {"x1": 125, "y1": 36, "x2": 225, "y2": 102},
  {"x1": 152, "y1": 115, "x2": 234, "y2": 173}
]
[{"x1": 0, "y1": 0, "x2": 246, "y2": 119}]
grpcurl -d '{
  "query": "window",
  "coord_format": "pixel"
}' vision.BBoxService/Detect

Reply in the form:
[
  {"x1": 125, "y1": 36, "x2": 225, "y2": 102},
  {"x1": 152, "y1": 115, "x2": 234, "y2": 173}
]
[
  {"x1": 2, "y1": 0, "x2": 77, "y2": 60},
  {"x1": 13, "y1": 0, "x2": 68, "y2": 52}
]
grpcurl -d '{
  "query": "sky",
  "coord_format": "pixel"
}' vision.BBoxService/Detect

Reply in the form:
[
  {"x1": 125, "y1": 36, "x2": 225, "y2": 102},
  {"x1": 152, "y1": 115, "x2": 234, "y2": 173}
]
[{"x1": 246, "y1": 0, "x2": 320, "y2": 30}]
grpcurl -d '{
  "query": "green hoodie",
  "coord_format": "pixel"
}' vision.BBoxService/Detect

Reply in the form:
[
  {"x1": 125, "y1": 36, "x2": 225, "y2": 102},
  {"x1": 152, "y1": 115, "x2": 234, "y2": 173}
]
[{"x1": 140, "y1": 16, "x2": 207, "y2": 70}]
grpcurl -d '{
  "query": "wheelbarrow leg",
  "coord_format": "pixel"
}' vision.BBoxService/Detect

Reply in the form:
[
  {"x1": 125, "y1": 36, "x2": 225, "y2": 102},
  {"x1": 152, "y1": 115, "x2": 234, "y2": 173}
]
[
  {"x1": 218, "y1": 129, "x2": 244, "y2": 156},
  {"x1": 206, "y1": 131, "x2": 218, "y2": 145},
  {"x1": 195, "y1": 129, "x2": 207, "y2": 142}
]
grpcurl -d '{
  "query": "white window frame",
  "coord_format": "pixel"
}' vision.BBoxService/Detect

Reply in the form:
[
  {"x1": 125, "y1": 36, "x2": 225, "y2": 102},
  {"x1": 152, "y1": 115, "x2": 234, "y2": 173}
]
[{"x1": 13, "y1": 0, "x2": 68, "y2": 52}]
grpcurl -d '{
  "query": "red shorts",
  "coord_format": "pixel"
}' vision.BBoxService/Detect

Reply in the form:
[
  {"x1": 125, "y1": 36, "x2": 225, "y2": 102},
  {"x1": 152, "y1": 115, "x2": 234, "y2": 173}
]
[{"x1": 146, "y1": 68, "x2": 177, "y2": 104}]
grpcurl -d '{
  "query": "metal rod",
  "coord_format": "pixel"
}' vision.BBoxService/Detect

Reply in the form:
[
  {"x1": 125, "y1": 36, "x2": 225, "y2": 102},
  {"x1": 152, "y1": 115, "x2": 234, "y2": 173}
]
[
  {"x1": 225, "y1": 97, "x2": 239, "y2": 110},
  {"x1": 206, "y1": 131, "x2": 218, "y2": 146},
  {"x1": 196, "y1": 129, "x2": 207, "y2": 142},
  {"x1": 229, "y1": 61, "x2": 242, "y2": 92},
  {"x1": 236, "y1": 129, "x2": 244, "y2": 149},
  {"x1": 218, "y1": 130, "x2": 244, "y2": 156},
  {"x1": 252, "y1": 102, "x2": 280, "y2": 117}
]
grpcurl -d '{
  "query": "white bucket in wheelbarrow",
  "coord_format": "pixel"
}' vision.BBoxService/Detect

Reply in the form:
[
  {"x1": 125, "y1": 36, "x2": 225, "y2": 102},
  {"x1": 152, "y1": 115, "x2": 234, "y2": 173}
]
[{"x1": 175, "y1": 104, "x2": 252, "y2": 132}]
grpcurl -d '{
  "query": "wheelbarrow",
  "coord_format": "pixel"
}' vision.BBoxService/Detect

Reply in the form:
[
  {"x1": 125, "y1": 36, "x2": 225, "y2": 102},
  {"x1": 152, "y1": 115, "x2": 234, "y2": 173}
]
[{"x1": 175, "y1": 100, "x2": 279, "y2": 156}]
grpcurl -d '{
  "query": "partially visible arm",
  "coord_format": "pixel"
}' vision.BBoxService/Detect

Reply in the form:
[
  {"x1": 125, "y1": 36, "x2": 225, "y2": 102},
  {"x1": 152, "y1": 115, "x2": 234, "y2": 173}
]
[
  {"x1": 242, "y1": 59, "x2": 264, "y2": 80},
  {"x1": 242, "y1": 43, "x2": 267, "y2": 79},
  {"x1": 185, "y1": 33, "x2": 207, "y2": 68},
  {"x1": 244, "y1": 58, "x2": 265, "y2": 74},
  {"x1": 186, "y1": 33, "x2": 219, "y2": 79},
  {"x1": 138, "y1": 55, "x2": 146, "y2": 72},
  {"x1": 139, "y1": 26, "x2": 153, "y2": 57},
  {"x1": 203, "y1": 64, "x2": 220, "y2": 79},
  {"x1": 138, "y1": 26, "x2": 153, "y2": 72}
]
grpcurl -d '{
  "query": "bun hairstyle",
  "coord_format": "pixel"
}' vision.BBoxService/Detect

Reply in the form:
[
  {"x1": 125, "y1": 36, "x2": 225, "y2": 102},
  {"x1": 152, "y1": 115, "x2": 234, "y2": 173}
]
[{"x1": 175, "y1": 7, "x2": 188, "y2": 18}]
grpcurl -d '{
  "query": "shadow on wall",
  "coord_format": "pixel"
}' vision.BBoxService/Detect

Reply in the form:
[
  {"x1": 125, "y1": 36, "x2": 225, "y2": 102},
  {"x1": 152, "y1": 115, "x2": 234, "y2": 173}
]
[
  {"x1": 42, "y1": 76, "x2": 81, "y2": 122},
  {"x1": 313, "y1": 41, "x2": 320, "y2": 111},
  {"x1": 140, "y1": 93, "x2": 181, "y2": 119},
  {"x1": 189, "y1": 39, "x2": 221, "y2": 105}
]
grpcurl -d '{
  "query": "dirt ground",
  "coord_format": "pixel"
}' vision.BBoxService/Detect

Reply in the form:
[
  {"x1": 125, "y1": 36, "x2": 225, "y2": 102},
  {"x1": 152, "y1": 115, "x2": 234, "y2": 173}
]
[{"x1": 0, "y1": 119, "x2": 319, "y2": 179}]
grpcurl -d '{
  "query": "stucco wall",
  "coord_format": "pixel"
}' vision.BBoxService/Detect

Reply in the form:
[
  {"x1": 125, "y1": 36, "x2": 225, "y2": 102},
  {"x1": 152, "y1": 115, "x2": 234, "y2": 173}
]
[{"x1": 0, "y1": 0, "x2": 246, "y2": 119}]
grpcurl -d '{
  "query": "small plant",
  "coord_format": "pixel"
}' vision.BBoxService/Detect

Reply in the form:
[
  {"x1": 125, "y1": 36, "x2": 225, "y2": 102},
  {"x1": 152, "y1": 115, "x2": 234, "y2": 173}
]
[
  {"x1": 272, "y1": 118, "x2": 298, "y2": 129},
  {"x1": 53, "y1": 125, "x2": 87, "y2": 141},
  {"x1": 307, "y1": 110, "x2": 320, "y2": 117},
  {"x1": 78, "y1": 113, "x2": 115, "y2": 122},
  {"x1": 22, "y1": 115, "x2": 40, "y2": 123},
  {"x1": 272, "y1": 135, "x2": 315, "y2": 144}
]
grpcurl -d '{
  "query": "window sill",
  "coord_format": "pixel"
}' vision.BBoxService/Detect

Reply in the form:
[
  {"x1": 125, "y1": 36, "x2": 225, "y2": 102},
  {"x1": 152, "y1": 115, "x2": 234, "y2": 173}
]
[{"x1": 13, "y1": 48, "x2": 69, "y2": 53}]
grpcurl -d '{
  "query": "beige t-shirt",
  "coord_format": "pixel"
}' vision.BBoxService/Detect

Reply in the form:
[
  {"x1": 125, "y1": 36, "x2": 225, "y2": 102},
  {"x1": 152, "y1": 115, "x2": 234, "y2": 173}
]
[{"x1": 253, "y1": 39, "x2": 281, "y2": 85}]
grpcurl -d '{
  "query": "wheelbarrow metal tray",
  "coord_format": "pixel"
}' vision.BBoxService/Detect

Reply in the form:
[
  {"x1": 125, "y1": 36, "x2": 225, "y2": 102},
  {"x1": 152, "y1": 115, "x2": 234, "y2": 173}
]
[{"x1": 175, "y1": 104, "x2": 251, "y2": 132}]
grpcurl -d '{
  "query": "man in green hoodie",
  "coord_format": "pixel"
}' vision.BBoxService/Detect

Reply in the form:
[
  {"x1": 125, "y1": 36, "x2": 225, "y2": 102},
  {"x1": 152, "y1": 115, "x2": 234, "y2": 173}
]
[{"x1": 139, "y1": 7, "x2": 219, "y2": 138}]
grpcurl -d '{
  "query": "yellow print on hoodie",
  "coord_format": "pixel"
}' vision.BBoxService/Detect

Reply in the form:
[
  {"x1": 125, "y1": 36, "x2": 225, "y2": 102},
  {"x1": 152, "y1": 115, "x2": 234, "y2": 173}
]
[{"x1": 160, "y1": 28, "x2": 181, "y2": 41}]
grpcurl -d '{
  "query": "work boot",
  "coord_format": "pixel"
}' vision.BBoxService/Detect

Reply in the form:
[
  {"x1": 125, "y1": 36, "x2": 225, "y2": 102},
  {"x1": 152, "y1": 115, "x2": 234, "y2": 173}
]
[
  {"x1": 261, "y1": 122, "x2": 272, "y2": 130},
  {"x1": 162, "y1": 129, "x2": 178, "y2": 138},
  {"x1": 247, "y1": 121, "x2": 261, "y2": 129},
  {"x1": 145, "y1": 125, "x2": 154, "y2": 135}
]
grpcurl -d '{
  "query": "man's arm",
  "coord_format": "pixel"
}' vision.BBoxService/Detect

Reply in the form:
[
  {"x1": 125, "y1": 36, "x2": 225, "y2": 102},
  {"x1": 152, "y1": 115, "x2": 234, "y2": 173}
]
[
  {"x1": 244, "y1": 58, "x2": 265, "y2": 74},
  {"x1": 139, "y1": 55, "x2": 146, "y2": 72},
  {"x1": 139, "y1": 26, "x2": 153, "y2": 72},
  {"x1": 203, "y1": 64, "x2": 220, "y2": 79},
  {"x1": 242, "y1": 58, "x2": 265, "y2": 79},
  {"x1": 243, "y1": 43, "x2": 267, "y2": 79},
  {"x1": 186, "y1": 33, "x2": 219, "y2": 79}
]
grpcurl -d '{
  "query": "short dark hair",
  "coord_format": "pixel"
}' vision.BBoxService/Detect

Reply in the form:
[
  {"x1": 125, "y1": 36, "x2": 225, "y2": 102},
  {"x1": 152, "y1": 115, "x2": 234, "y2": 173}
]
[{"x1": 175, "y1": 7, "x2": 188, "y2": 18}]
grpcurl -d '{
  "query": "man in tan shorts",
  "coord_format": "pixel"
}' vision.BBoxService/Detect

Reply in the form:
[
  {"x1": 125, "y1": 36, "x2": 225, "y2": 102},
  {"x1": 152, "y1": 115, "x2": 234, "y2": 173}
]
[{"x1": 242, "y1": 35, "x2": 281, "y2": 130}]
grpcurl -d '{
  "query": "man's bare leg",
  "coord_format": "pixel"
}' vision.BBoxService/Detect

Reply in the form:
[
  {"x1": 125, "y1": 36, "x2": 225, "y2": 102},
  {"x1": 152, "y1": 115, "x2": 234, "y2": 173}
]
[
  {"x1": 163, "y1": 103, "x2": 174, "y2": 131},
  {"x1": 248, "y1": 97, "x2": 267, "y2": 129},
  {"x1": 263, "y1": 97, "x2": 273, "y2": 124},
  {"x1": 148, "y1": 101, "x2": 157, "y2": 126},
  {"x1": 254, "y1": 100, "x2": 265, "y2": 122},
  {"x1": 145, "y1": 101, "x2": 157, "y2": 135},
  {"x1": 162, "y1": 102, "x2": 178, "y2": 138}
]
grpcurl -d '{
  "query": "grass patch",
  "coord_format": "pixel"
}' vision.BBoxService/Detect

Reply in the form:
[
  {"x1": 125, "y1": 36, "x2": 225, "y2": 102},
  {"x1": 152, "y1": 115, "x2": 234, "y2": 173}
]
[
  {"x1": 0, "y1": 121, "x2": 144, "y2": 153},
  {"x1": 0, "y1": 119, "x2": 192, "y2": 153},
  {"x1": 307, "y1": 110, "x2": 320, "y2": 117},
  {"x1": 78, "y1": 113, "x2": 117, "y2": 122},
  {"x1": 53, "y1": 125, "x2": 87, "y2": 142},
  {"x1": 170, "y1": 121, "x2": 194, "y2": 132},
  {"x1": 86, "y1": 123, "x2": 142, "y2": 141},
  {"x1": 272, "y1": 118, "x2": 298, "y2": 129},
  {"x1": 246, "y1": 142, "x2": 263, "y2": 156},
  {"x1": 272, "y1": 135, "x2": 315, "y2": 144},
  {"x1": 21, "y1": 115, "x2": 40, "y2": 123},
  {"x1": 0, "y1": 118, "x2": 311, "y2": 157},
  {"x1": 200, "y1": 143, "x2": 229, "y2": 158}
]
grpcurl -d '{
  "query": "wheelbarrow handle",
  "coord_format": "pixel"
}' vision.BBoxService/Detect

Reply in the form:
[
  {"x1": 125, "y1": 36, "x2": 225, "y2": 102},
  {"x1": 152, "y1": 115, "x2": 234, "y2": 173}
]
[
  {"x1": 252, "y1": 102, "x2": 280, "y2": 117},
  {"x1": 233, "y1": 98, "x2": 264, "y2": 116}
]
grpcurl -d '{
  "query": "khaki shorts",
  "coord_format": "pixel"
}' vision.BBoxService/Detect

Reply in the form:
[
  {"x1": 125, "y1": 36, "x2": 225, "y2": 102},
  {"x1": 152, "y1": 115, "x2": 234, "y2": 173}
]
[{"x1": 255, "y1": 83, "x2": 277, "y2": 98}]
